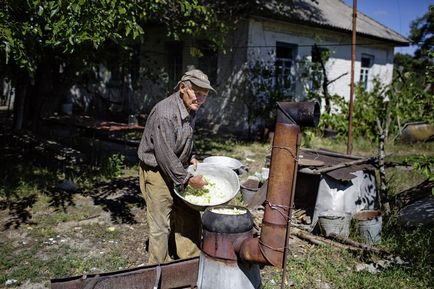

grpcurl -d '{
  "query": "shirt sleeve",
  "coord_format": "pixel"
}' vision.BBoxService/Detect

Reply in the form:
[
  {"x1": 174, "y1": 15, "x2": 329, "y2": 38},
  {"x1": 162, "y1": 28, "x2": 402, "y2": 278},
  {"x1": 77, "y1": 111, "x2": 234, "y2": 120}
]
[
  {"x1": 152, "y1": 116, "x2": 190, "y2": 186},
  {"x1": 190, "y1": 142, "x2": 197, "y2": 162}
]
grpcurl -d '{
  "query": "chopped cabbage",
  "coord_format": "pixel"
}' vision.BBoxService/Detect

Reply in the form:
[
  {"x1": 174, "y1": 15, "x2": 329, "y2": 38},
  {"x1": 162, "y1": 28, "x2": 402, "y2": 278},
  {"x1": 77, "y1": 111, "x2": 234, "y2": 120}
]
[
  {"x1": 184, "y1": 176, "x2": 228, "y2": 205},
  {"x1": 210, "y1": 207, "x2": 247, "y2": 215}
]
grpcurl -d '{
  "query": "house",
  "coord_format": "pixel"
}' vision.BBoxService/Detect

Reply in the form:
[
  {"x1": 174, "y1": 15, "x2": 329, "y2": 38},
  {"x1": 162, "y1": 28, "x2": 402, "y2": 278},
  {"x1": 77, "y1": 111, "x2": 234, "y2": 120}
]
[
  {"x1": 202, "y1": 0, "x2": 409, "y2": 135},
  {"x1": 66, "y1": 0, "x2": 409, "y2": 136}
]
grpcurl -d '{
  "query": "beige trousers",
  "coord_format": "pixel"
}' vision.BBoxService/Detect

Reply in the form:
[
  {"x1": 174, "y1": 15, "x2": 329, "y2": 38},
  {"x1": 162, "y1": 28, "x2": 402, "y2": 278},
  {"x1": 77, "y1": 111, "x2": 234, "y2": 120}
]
[{"x1": 139, "y1": 163, "x2": 201, "y2": 264}]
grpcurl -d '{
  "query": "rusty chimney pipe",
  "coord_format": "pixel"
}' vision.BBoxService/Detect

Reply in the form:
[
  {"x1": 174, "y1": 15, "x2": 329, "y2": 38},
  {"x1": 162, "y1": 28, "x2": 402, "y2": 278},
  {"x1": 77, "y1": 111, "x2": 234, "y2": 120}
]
[{"x1": 238, "y1": 102, "x2": 319, "y2": 268}]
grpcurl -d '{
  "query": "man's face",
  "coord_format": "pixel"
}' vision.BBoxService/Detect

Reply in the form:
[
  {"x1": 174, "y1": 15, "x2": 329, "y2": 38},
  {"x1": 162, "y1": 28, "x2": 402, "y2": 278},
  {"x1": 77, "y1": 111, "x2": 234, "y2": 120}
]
[{"x1": 180, "y1": 82, "x2": 209, "y2": 112}]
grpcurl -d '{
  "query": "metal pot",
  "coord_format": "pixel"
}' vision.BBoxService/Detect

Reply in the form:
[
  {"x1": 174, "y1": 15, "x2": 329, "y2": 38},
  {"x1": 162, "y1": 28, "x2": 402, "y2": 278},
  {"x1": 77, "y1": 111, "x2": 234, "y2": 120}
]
[
  {"x1": 174, "y1": 163, "x2": 240, "y2": 211},
  {"x1": 203, "y1": 156, "x2": 243, "y2": 171}
]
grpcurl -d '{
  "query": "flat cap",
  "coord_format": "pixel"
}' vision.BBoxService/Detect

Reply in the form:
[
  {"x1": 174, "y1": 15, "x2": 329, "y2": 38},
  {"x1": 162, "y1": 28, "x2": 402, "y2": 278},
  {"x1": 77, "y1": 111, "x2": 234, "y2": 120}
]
[{"x1": 176, "y1": 69, "x2": 216, "y2": 93}]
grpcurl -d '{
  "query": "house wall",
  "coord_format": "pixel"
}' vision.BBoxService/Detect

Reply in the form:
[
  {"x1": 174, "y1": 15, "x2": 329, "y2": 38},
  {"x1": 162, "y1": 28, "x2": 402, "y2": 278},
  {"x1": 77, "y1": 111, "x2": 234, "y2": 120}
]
[
  {"x1": 197, "y1": 19, "x2": 251, "y2": 136},
  {"x1": 247, "y1": 17, "x2": 395, "y2": 103},
  {"x1": 67, "y1": 25, "x2": 174, "y2": 120},
  {"x1": 200, "y1": 16, "x2": 396, "y2": 135},
  {"x1": 66, "y1": 16, "x2": 396, "y2": 136}
]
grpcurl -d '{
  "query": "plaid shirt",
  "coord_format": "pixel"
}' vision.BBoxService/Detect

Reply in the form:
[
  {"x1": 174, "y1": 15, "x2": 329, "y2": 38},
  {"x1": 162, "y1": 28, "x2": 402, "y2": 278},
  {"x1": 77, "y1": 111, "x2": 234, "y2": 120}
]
[{"x1": 137, "y1": 91, "x2": 196, "y2": 186}]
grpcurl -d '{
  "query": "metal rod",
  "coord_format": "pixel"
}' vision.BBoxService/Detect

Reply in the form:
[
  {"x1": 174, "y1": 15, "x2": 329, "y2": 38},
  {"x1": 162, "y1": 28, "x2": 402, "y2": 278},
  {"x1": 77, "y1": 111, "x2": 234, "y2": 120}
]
[
  {"x1": 301, "y1": 148, "x2": 362, "y2": 160},
  {"x1": 347, "y1": 0, "x2": 357, "y2": 155},
  {"x1": 298, "y1": 156, "x2": 375, "y2": 175}
]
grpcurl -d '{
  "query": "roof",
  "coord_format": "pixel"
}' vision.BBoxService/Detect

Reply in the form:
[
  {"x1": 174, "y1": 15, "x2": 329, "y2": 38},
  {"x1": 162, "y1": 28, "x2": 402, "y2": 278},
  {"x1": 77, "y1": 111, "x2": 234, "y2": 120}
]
[{"x1": 255, "y1": 0, "x2": 409, "y2": 46}]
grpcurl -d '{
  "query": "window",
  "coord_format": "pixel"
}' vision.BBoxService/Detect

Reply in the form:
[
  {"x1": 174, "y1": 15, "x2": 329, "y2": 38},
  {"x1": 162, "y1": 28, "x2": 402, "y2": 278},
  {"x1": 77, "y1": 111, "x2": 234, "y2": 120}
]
[
  {"x1": 359, "y1": 54, "x2": 374, "y2": 90},
  {"x1": 275, "y1": 42, "x2": 297, "y2": 92}
]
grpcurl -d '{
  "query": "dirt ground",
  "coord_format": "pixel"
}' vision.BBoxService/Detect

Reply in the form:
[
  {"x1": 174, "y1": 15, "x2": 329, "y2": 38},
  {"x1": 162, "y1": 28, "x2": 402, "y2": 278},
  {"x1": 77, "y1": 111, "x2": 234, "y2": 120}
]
[
  {"x1": 2, "y1": 111, "x2": 429, "y2": 288},
  {"x1": 0, "y1": 173, "x2": 311, "y2": 289},
  {"x1": 0, "y1": 110, "x2": 296, "y2": 288}
]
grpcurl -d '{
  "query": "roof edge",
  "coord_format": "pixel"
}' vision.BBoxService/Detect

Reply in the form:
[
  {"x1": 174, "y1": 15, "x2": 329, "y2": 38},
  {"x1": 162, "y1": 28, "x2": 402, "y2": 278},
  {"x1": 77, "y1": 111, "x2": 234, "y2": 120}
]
[{"x1": 250, "y1": 13, "x2": 410, "y2": 47}]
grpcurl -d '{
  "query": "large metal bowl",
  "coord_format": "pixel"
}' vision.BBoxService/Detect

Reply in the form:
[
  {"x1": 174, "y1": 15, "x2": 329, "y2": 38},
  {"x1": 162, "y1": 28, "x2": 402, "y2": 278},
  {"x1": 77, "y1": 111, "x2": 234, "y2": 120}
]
[
  {"x1": 174, "y1": 163, "x2": 240, "y2": 211},
  {"x1": 202, "y1": 156, "x2": 243, "y2": 171}
]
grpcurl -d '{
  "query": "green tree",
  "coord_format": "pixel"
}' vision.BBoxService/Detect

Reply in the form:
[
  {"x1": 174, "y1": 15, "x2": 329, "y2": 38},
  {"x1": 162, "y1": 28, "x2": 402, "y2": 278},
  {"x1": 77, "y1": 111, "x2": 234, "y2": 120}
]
[
  {"x1": 394, "y1": 5, "x2": 433, "y2": 87},
  {"x1": 0, "y1": 0, "x2": 226, "y2": 130},
  {"x1": 410, "y1": 4, "x2": 434, "y2": 60},
  {"x1": 0, "y1": 0, "x2": 318, "y2": 131}
]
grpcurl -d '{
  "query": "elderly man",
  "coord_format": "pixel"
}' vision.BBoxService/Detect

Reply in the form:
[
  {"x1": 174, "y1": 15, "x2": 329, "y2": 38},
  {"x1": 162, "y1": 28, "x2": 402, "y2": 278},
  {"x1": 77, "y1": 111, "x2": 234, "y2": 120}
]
[{"x1": 137, "y1": 69, "x2": 215, "y2": 264}]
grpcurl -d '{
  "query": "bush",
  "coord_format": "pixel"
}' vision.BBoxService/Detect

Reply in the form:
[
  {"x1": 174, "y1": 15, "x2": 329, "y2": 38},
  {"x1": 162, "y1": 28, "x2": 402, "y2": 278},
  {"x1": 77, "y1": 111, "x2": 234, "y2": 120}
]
[{"x1": 102, "y1": 154, "x2": 125, "y2": 178}]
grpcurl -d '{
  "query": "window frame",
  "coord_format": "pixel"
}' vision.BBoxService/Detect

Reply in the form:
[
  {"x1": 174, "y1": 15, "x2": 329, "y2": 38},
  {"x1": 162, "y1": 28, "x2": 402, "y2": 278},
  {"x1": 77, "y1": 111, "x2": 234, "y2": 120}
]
[
  {"x1": 359, "y1": 54, "x2": 374, "y2": 90},
  {"x1": 274, "y1": 42, "x2": 298, "y2": 93}
]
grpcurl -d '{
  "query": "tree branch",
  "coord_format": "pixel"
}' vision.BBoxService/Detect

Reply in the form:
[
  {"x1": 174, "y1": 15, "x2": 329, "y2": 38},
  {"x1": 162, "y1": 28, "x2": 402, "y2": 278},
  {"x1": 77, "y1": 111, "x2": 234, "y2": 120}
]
[{"x1": 327, "y1": 72, "x2": 349, "y2": 86}]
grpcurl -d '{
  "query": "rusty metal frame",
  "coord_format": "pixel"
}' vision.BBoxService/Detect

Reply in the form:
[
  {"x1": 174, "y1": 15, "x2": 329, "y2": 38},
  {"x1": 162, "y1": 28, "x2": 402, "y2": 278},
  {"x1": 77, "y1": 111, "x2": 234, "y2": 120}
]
[{"x1": 51, "y1": 257, "x2": 199, "y2": 289}]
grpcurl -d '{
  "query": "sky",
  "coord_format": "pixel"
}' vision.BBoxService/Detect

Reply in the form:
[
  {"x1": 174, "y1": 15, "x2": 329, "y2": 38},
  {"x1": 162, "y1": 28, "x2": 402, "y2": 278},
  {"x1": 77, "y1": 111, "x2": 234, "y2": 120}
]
[{"x1": 344, "y1": 0, "x2": 432, "y2": 55}]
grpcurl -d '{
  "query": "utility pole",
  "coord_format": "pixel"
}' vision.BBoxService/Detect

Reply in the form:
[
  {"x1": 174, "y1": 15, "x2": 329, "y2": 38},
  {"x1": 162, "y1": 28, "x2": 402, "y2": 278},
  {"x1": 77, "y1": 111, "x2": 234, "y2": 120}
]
[{"x1": 347, "y1": 0, "x2": 357, "y2": 155}]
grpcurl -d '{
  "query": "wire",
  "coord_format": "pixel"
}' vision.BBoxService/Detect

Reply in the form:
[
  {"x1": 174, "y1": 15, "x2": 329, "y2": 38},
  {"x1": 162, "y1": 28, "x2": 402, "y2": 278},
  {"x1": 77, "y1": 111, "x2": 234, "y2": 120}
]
[{"x1": 214, "y1": 42, "x2": 406, "y2": 50}]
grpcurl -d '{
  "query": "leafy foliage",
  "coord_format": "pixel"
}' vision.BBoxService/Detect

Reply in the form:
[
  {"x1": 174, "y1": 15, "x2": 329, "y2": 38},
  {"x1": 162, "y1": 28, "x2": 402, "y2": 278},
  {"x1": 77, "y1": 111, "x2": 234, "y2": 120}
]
[
  {"x1": 0, "y1": 0, "x2": 225, "y2": 74},
  {"x1": 232, "y1": 57, "x2": 294, "y2": 139},
  {"x1": 409, "y1": 4, "x2": 434, "y2": 60},
  {"x1": 318, "y1": 72, "x2": 433, "y2": 141},
  {"x1": 102, "y1": 154, "x2": 126, "y2": 178},
  {"x1": 317, "y1": 94, "x2": 348, "y2": 138},
  {"x1": 1, "y1": 0, "x2": 142, "y2": 72},
  {"x1": 404, "y1": 155, "x2": 434, "y2": 193}
]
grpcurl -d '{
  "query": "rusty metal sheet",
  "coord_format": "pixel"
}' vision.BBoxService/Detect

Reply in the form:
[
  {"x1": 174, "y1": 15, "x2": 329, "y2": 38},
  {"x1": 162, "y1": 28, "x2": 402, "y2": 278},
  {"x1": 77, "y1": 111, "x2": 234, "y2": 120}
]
[
  {"x1": 299, "y1": 149, "x2": 375, "y2": 181},
  {"x1": 51, "y1": 257, "x2": 199, "y2": 289}
]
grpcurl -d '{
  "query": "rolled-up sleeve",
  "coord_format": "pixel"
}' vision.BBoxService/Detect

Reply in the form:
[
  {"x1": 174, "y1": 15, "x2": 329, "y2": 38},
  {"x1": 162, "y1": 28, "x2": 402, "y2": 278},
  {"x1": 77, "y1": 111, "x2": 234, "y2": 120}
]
[{"x1": 153, "y1": 116, "x2": 189, "y2": 186}]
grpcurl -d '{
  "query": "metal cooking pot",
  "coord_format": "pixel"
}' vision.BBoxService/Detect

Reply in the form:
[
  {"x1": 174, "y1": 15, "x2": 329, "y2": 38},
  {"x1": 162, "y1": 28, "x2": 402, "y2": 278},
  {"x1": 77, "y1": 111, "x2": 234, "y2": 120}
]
[
  {"x1": 203, "y1": 156, "x2": 243, "y2": 171},
  {"x1": 174, "y1": 163, "x2": 240, "y2": 211}
]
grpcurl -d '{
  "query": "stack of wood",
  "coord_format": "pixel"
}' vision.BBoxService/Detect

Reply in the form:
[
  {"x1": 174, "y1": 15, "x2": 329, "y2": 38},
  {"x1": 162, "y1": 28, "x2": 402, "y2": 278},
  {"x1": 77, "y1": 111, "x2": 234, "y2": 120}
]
[{"x1": 292, "y1": 209, "x2": 311, "y2": 225}]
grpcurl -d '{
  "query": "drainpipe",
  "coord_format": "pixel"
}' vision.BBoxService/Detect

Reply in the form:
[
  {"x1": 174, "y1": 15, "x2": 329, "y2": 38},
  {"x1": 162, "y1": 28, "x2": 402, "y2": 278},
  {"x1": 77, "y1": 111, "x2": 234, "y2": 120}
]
[{"x1": 237, "y1": 102, "x2": 320, "y2": 268}]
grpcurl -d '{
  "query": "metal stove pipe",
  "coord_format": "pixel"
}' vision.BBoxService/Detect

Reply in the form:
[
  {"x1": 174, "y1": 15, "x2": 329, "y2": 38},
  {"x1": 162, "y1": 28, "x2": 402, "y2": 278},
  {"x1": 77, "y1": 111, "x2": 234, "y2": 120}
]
[{"x1": 238, "y1": 102, "x2": 320, "y2": 268}]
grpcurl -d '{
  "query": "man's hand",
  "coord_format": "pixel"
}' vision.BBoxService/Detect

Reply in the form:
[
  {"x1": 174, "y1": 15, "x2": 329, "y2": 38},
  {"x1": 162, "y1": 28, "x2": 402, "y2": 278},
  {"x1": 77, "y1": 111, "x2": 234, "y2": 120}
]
[
  {"x1": 188, "y1": 175, "x2": 208, "y2": 189},
  {"x1": 190, "y1": 158, "x2": 199, "y2": 171}
]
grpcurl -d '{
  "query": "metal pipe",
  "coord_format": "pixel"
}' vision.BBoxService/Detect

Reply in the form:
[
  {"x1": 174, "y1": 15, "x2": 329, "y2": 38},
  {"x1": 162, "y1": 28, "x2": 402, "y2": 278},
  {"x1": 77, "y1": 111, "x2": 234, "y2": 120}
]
[{"x1": 238, "y1": 102, "x2": 319, "y2": 268}]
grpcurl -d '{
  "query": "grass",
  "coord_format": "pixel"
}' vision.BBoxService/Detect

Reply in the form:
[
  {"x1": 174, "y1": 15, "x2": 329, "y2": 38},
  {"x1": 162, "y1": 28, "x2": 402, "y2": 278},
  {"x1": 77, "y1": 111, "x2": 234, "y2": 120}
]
[
  {"x1": 0, "y1": 138, "x2": 139, "y2": 287},
  {"x1": 199, "y1": 134, "x2": 434, "y2": 289},
  {"x1": 262, "y1": 236, "x2": 432, "y2": 289},
  {"x1": 263, "y1": 135, "x2": 432, "y2": 289},
  {"x1": 0, "y1": 239, "x2": 130, "y2": 286},
  {"x1": 0, "y1": 131, "x2": 432, "y2": 288}
]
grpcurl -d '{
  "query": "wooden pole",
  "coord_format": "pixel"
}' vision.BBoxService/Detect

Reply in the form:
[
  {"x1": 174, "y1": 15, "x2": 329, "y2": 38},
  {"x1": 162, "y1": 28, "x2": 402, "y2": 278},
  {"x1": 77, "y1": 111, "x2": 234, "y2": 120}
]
[{"x1": 347, "y1": 0, "x2": 357, "y2": 155}]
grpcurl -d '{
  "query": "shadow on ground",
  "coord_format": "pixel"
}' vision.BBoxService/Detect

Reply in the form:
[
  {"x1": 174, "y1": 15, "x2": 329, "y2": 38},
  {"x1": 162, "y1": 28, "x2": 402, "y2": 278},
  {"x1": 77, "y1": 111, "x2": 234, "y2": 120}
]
[{"x1": 0, "y1": 120, "x2": 145, "y2": 230}]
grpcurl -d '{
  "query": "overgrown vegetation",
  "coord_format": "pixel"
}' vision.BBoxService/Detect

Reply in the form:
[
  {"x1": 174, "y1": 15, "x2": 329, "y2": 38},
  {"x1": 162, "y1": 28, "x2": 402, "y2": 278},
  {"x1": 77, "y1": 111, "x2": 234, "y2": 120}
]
[
  {"x1": 317, "y1": 73, "x2": 433, "y2": 142},
  {"x1": 309, "y1": 5, "x2": 434, "y2": 143},
  {"x1": 101, "y1": 154, "x2": 126, "y2": 179}
]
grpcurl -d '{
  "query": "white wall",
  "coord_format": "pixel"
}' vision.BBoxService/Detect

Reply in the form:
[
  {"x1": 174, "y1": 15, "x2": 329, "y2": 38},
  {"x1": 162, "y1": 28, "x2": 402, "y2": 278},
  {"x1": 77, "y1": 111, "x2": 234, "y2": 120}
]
[{"x1": 247, "y1": 17, "x2": 395, "y2": 103}]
